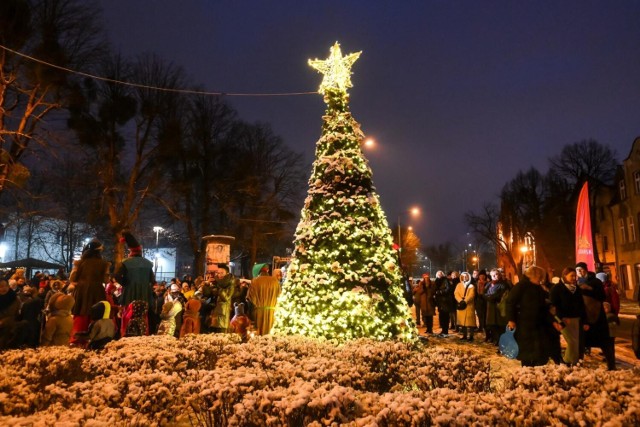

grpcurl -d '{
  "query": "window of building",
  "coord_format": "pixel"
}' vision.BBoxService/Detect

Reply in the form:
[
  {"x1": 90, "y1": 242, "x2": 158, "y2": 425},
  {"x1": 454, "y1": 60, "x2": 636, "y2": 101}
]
[
  {"x1": 628, "y1": 216, "x2": 636, "y2": 242},
  {"x1": 602, "y1": 235, "x2": 608, "y2": 252},
  {"x1": 620, "y1": 180, "x2": 627, "y2": 200},
  {"x1": 619, "y1": 218, "x2": 627, "y2": 244},
  {"x1": 635, "y1": 171, "x2": 640, "y2": 194}
]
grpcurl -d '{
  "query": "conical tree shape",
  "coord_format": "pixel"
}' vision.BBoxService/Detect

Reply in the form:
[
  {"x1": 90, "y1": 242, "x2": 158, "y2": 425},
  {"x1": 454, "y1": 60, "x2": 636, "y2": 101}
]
[{"x1": 272, "y1": 43, "x2": 416, "y2": 342}]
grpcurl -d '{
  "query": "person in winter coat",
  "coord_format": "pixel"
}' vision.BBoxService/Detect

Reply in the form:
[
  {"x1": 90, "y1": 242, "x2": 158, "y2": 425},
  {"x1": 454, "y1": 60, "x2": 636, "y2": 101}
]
[
  {"x1": 41, "y1": 293, "x2": 75, "y2": 346},
  {"x1": 157, "y1": 300, "x2": 182, "y2": 336},
  {"x1": 115, "y1": 232, "x2": 154, "y2": 323},
  {"x1": 44, "y1": 280, "x2": 64, "y2": 308},
  {"x1": 210, "y1": 265, "x2": 236, "y2": 333},
  {"x1": 86, "y1": 301, "x2": 116, "y2": 350},
  {"x1": 454, "y1": 272, "x2": 476, "y2": 341},
  {"x1": 166, "y1": 284, "x2": 186, "y2": 337},
  {"x1": 413, "y1": 273, "x2": 436, "y2": 333},
  {"x1": 123, "y1": 300, "x2": 149, "y2": 337},
  {"x1": 474, "y1": 270, "x2": 488, "y2": 334},
  {"x1": 482, "y1": 268, "x2": 510, "y2": 345},
  {"x1": 449, "y1": 271, "x2": 461, "y2": 331},
  {"x1": 13, "y1": 285, "x2": 44, "y2": 348},
  {"x1": 550, "y1": 267, "x2": 587, "y2": 365},
  {"x1": 596, "y1": 272, "x2": 620, "y2": 315},
  {"x1": 632, "y1": 313, "x2": 640, "y2": 359},
  {"x1": 506, "y1": 266, "x2": 559, "y2": 366},
  {"x1": 180, "y1": 298, "x2": 202, "y2": 337},
  {"x1": 0, "y1": 279, "x2": 20, "y2": 350},
  {"x1": 149, "y1": 283, "x2": 166, "y2": 334},
  {"x1": 434, "y1": 270, "x2": 454, "y2": 337},
  {"x1": 576, "y1": 263, "x2": 616, "y2": 370},
  {"x1": 247, "y1": 263, "x2": 281, "y2": 335},
  {"x1": 70, "y1": 239, "x2": 110, "y2": 344}
]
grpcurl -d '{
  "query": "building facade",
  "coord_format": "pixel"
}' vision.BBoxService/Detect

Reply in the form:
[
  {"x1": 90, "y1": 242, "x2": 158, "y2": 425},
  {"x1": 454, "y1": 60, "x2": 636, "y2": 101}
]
[{"x1": 595, "y1": 137, "x2": 640, "y2": 300}]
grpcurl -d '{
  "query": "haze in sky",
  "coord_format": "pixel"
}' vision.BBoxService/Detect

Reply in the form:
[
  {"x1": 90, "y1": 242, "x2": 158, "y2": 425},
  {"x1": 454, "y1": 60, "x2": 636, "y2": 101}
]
[{"x1": 98, "y1": 1, "x2": 640, "y2": 247}]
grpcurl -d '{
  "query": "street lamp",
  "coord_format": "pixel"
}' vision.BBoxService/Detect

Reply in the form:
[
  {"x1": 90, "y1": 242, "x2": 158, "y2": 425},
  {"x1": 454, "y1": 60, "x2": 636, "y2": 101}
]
[
  {"x1": 397, "y1": 207, "x2": 420, "y2": 255},
  {"x1": 363, "y1": 138, "x2": 375, "y2": 149},
  {"x1": 153, "y1": 226, "x2": 164, "y2": 247},
  {"x1": 520, "y1": 244, "x2": 529, "y2": 274},
  {"x1": 153, "y1": 226, "x2": 164, "y2": 276},
  {"x1": 397, "y1": 207, "x2": 420, "y2": 272},
  {"x1": 424, "y1": 256, "x2": 432, "y2": 276}
]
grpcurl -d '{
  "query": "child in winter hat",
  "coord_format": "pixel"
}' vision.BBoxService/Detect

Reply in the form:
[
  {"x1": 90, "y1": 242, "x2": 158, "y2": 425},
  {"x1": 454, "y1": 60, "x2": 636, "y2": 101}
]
[
  {"x1": 41, "y1": 293, "x2": 75, "y2": 346},
  {"x1": 157, "y1": 300, "x2": 182, "y2": 337},
  {"x1": 179, "y1": 298, "x2": 202, "y2": 337},
  {"x1": 124, "y1": 300, "x2": 148, "y2": 337},
  {"x1": 87, "y1": 301, "x2": 116, "y2": 350}
]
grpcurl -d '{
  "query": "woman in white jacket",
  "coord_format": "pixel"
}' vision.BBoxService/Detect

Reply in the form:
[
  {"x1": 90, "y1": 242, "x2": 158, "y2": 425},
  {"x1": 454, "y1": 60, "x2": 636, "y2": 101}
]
[{"x1": 455, "y1": 272, "x2": 477, "y2": 341}]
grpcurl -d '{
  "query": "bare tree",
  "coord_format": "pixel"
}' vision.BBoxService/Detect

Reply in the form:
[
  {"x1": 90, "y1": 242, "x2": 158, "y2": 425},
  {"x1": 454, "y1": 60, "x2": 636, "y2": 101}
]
[
  {"x1": 0, "y1": 0, "x2": 106, "y2": 196},
  {"x1": 548, "y1": 139, "x2": 618, "y2": 265},
  {"x1": 423, "y1": 241, "x2": 458, "y2": 274},
  {"x1": 68, "y1": 53, "x2": 189, "y2": 266},
  {"x1": 399, "y1": 226, "x2": 421, "y2": 275},
  {"x1": 221, "y1": 121, "x2": 305, "y2": 267},
  {"x1": 548, "y1": 139, "x2": 618, "y2": 188},
  {"x1": 465, "y1": 202, "x2": 518, "y2": 273},
  {"x1": 500, "y1": 167, "x2": 546, "y2": 234},
  {"x1": 158, "y1": 94, "x2": 238, "y2": 273}
]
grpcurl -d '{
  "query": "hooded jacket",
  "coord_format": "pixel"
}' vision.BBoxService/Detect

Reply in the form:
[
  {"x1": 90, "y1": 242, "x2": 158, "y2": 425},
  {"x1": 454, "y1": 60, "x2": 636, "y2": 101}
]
[
  {"x1": 41, "y1": 293, "x2": 75, "y2": 346},
  {"x1": 180, "y1": 299, "x2": 202, "y2": 337},
  {"x1": 88, "y1": 301, "x2": 116, "y2": 344},
  {"x1": 157, "y1": 300, "x2": 182, "y2": 336}
]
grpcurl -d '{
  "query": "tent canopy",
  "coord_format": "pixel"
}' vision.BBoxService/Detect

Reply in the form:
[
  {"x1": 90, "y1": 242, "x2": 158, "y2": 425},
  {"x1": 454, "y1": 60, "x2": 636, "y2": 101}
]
[{"x1": 0, "y1": 257, "x2": 64, "y2": 270}]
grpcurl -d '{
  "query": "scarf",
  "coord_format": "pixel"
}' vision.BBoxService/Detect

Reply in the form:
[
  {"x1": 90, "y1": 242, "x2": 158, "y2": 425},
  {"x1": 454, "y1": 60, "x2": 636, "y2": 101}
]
[{"x1": 563, "y1": 280, "x2": 577, "y2": 294}]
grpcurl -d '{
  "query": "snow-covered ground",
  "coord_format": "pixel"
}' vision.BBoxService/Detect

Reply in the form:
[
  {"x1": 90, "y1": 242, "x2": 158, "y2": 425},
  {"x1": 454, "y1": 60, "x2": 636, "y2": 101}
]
[{"x1": 0, "y1": 334, "x2": 638, "y2": 426}]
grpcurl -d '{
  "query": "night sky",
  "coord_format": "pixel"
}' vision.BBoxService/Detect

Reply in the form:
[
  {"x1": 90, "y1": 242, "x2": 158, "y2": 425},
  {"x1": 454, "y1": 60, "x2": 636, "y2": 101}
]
[{"x1": 98, "y1": 1, "x2": 640, "y2": 247}]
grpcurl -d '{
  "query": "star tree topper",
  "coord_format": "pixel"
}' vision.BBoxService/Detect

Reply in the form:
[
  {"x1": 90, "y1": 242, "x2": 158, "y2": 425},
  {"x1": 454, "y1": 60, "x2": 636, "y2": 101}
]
[{"x1": 309, "y1": 42, "x2": 361, "y2": 94}]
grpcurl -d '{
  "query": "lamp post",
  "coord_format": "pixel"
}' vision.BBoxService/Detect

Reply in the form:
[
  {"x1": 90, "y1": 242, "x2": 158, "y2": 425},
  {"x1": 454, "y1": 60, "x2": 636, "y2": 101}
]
[
  {"x1": 153, "y1": 226, "x2": 163, "y2": 276},
  {"x1": 397, "y1": 207, "x2": 420, "y2": 262},
  {"x1": 153, "y1": 226, "x2": 164, "y2": 247},
  {"x1": 424, "y1": 256, "x2": 432, "y2": 276}
]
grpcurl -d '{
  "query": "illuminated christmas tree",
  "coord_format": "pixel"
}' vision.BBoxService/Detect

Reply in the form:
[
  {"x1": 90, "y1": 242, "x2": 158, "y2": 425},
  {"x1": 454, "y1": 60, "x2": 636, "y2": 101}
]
[{"x1": 272, "y1": 43, "x2": 416, "y2": 342}]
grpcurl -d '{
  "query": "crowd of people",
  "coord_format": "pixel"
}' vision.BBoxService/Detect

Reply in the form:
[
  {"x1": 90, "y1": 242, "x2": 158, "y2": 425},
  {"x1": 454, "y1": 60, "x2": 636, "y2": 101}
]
[
  {"x1": 0, "y1": 232, "x2": 283, "y2": 352},
  {"x1": 412, "y1": 262, "x2": 623, "y2": 370},
  {"x1": 0, "y1": 236, "x2": 632, "y2": 372}
]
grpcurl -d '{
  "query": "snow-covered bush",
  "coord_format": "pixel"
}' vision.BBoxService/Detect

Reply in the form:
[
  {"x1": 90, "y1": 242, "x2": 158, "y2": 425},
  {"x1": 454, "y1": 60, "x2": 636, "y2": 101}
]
[{"x1": 0, "y1": 334, "x2": 637, "y2": 426}]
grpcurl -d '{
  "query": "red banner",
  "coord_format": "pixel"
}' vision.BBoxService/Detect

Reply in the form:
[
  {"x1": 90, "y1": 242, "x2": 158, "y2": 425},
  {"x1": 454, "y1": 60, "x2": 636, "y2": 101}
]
[{"x1": 575, "y1": 182, "x2": 595, "y2": 271}]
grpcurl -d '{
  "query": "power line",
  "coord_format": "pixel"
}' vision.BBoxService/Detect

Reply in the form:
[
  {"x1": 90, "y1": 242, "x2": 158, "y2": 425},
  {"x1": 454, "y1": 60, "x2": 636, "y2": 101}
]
[{"x1": 0, "y1": 44, "x2": 317, "y2": 98}]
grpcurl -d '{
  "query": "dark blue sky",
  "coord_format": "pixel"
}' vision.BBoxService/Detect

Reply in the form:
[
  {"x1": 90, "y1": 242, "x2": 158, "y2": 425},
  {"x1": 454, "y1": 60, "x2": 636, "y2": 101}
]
[{"x1": 99, "y1": 1, "x2": 640, "y2": 247}]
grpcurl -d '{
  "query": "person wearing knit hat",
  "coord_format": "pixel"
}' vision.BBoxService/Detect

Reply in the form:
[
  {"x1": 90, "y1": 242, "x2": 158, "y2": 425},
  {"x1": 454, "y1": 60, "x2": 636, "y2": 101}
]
[
  {"x1": 0, "y1": 279, "x2": 20, "y2": 350},
  {"x1": 69, "y1": 238, "x2": 109, "y2": 345},
  {"x1": 120, "y1": 231, "x2": 142, "y2": 257},
  {"x1": 86, "y1": 301, "x2": 116, "y2": 349},
  {"x1": 115, "y1": 230, "x2": 155, "y2": 336},
  {"x1": 180, "y1": 298, "x2": 202, "y2": 337},
  {"x1": 209, "y1": 264, "x2": 236, "y2": 333},
  {"x1": 41, "y1": 293, "x2": 75, "y2": 346},
  {"x1": 576, "y1": 262, "x2": 616, "y2": 370}
]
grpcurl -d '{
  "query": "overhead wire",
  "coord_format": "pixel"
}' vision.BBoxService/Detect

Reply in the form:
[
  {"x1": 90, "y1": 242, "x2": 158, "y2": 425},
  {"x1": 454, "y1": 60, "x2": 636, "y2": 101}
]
[{"x1": 0, "y1": 43, "x2": 317, "y2": 97}]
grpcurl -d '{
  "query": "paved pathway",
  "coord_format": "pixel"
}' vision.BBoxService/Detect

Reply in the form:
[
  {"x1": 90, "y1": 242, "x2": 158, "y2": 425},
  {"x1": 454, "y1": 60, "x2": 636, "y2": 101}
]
[{"x1": 413, "y1": 301, "x2": 639, "y2": 370}]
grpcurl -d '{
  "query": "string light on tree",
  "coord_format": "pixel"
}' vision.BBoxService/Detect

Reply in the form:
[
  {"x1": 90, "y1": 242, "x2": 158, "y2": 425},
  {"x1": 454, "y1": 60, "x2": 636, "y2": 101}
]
[{"x1": 273, "y1": 43, "x2": 416, "y2": 342}]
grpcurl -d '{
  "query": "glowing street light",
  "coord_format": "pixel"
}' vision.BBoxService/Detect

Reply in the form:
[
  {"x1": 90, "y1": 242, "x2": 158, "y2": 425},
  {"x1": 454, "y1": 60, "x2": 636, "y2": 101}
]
[
  {"x1": 153, "y1": 226, "x2": 164, "y2": 247},
  {"x1": 397, "y1": 206, "x2": 420, "y2": 265},
  {"x1": 363, "y1": 137, "x2": 375, "y2": 149}
]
